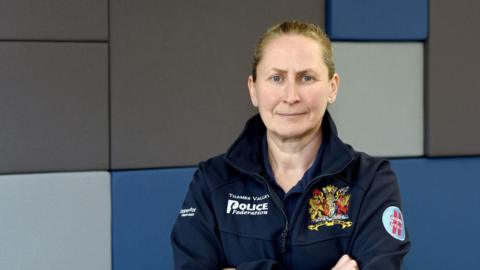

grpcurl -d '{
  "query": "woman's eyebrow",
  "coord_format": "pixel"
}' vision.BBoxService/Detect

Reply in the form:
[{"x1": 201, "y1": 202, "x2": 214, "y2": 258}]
[
  {"x1": 296, "y1": 68, "x2": 319, "y2": 75},
  {"x1": 269, "y1": 68, "x2": 288, "y2": 74},
  {"x1": 269, "y1": 68, "x2": 319, "y2": 75}
]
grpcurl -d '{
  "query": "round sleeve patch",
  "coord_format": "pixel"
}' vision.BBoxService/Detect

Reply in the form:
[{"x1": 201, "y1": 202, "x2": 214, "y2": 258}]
[{"x1": 382, "y1": 206, "x2": 406, "y2": 241}]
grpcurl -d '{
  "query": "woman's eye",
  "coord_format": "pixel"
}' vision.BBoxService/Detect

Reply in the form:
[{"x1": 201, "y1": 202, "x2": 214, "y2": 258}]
[
  {"x1": 303, "y1": 75, "x2": 313, "y2": 82},
  {"x1": 271, "y1": 75, "x2": 282, "y2": 82}
]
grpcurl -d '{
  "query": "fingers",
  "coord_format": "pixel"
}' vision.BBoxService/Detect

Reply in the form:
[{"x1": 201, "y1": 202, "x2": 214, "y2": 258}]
[
  {"x1": 331, "y1": 254, "x2": 359, "y2": 270},
  {"x1": 334, "y1": 254, "x2": 351, "y2": 266}
]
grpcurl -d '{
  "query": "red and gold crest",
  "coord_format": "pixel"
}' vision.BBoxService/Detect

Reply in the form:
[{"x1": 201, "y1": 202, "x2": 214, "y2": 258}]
[{"x1": 307, "y1": 185, "x2": 352, "y2": 230}]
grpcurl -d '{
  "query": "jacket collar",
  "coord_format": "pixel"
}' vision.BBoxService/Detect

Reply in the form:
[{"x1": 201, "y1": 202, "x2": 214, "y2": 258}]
[{"x1": 224, "y1": 110, "x2": 356, "y2": 178}]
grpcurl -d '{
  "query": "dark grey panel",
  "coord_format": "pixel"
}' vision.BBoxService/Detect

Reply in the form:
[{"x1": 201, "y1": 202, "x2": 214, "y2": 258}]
[
  {"x1": 426, "y1": 1, "x2": 480, "y2": 156},
  {"x1": 111, "y1": 0, "x2": 325, "y2": 168},
  {"x1": 0, "y1": 0, "x2": 107, "y2": 40},
  {"x1": 0, "y1": 42, "x2": 108, "y2": 174}
]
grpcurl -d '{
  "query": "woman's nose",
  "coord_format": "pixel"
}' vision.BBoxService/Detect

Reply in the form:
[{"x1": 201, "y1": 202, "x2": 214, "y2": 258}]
[{"x1": 284, "y1": 80, "x2": 301, "y2": 104}]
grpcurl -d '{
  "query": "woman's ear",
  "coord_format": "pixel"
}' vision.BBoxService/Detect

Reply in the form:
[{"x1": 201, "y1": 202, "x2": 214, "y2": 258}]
[
  {"x1": 247, "y1": 75, "x2": 258, "y2": 107},
  {"x1": 328, "y1": 73, "x2": 340, "y2": 104}
]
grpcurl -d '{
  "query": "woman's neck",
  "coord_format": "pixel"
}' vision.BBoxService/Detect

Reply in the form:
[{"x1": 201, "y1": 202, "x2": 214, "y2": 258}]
[{"x1": 267, "y1": 128, "x2": 322, "y2": 192}]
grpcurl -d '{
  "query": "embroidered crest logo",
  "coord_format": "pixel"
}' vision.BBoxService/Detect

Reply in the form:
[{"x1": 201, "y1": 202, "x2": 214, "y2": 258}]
[{"x1": 308, "y1": 185, "x2": 353, "y2": 230}]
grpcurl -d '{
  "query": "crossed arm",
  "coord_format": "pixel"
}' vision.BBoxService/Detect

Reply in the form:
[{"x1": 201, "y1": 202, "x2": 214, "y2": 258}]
[{"x1": 222, "y1": 254, "x2": 359, "y2": 270}]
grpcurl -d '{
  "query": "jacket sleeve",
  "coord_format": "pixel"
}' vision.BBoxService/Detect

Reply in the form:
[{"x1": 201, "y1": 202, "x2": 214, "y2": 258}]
[
  {"x1": 348, "y1": 161, "x2": 411, "y2": 270},
  {"x1": 171, "y1": 166, "x2": 226, "y2": 269}
]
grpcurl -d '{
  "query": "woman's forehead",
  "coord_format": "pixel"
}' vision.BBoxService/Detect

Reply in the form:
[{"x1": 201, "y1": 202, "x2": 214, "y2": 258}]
[
  {"x1": 265, "y1": 34, "x2": 322, "y2": 51},
  {"x1": 259, "y1": 35, "x2": 326, "y2": 73},
  {"x1": 263, "y1": 35, "x2": 322, "y2": 57}
]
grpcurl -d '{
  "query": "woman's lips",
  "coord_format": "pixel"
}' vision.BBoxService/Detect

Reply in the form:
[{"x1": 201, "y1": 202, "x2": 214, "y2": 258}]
[
  {"x1": 277, "y1": 112, "x2": 306, "y2": 117},
  {"x1": 278, "y1": 113, "x2": 306, "y2": 121}
]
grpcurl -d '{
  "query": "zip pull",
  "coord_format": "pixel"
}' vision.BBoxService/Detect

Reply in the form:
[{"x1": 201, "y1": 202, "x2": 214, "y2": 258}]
[{"x1": 280, "y1": 226, "x2": 288, "y2": 254}]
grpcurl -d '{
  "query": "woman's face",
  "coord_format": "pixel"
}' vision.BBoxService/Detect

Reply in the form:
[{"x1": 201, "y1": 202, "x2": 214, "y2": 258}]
[{"x1": 248, "y1": 34, "x2": 339, "y2": 141}]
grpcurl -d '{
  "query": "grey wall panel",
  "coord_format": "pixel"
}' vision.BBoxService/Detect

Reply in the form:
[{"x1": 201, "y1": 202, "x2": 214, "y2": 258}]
[
  {"x1": 426, "y1": 1, "x2": 480, "y2": 156},
  {"x1": 329, "y1": 42, "x2": 423, "y2": 157},
  {"x1": 111, "y1": 0, "x2": 325, "y2": 169},
  {"x1": 0, "y1": 0, "x2": 107, "y2": 40},
  {"x1": 0, "y1": 42, "x2": 108, "y2": 174},
  {"x1": 0, "y1": 172, "x2": 111, "y2": 270}
]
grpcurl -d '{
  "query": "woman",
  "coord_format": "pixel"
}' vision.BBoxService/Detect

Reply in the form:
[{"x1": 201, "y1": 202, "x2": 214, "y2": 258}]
[{"x1": 171, "y1": 20, "x2": 410, "y2": 270}]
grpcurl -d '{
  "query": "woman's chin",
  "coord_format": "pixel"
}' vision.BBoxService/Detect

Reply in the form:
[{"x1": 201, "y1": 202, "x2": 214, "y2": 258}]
[{"x1": 267, "y1": 127, "x2": 316, "y2": 142}]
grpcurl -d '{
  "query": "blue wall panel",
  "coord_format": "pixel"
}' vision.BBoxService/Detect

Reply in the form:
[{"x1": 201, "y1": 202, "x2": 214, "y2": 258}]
[
  {"x1": 326, "y1": 0, "x2": 428, "y2": 40},
  {"x1": 391, "y1": 158, "x2": 480, "y2": 269},
  {"x1": 112, "y1": 168, "x2": 195, "y2": 270},
  {"x1": 112, "y1": 158, "x2": 480, "y2": 270}
]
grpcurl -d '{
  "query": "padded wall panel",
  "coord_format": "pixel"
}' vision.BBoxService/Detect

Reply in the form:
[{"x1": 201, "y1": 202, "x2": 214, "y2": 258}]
[
  {"x1": 326, "y1": 0, "x2": 428, "y2": 40},
  {"x1": 0, "y1": 42, "x2": 109, "y2": 174},
  {"x1": 391, "y1": 158, "x2": 480, "y2": 270},
  {"x1": 112, "y1": 168, "x2": 195, "y2": 270},
  {"x1": 0, "y1": 171, "x2": 111, "y2": 270},
  {"x1": 111, "y1": 0, "x2": 325, "y2": 169},
  {"x1": 426, "y1": 1, "x2": 480, "y2": 156},
  {"x1": 0, "y1": 0, "x2": 107, "y2": 40},
  {"x1": 329, "y1": 42, "x2": 423, "y2": 157}
]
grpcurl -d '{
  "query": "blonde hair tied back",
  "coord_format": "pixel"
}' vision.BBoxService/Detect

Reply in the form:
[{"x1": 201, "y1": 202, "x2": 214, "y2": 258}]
[{"x1": 252, "y1": 20, "x2": 335, "y2": 81}]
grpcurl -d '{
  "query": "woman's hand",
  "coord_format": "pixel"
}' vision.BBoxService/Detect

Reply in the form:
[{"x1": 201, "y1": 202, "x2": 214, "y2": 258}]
[{"x1": 331, "y1": 254, "x2": 359, "y2": 270}]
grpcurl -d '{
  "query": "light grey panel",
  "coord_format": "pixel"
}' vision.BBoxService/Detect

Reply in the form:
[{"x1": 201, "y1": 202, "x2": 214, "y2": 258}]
[
  {"x1": 329, "y1": 42, "x2": 423, "y2": 157},
  {"x1": 0, "y1": 172, "x2": 111, "y2": 270},
  {"x1": 111, "y1": 0, "x2": 325, "y2": 169},
  {"x1": 0, "y1": 42, "x2": 109, "y2": 174},
  {"x1": 426, "y1": 1, "x2": 480, "y2": 156},
  {"x1": 0, "y1": 0, "x2": 107, "y2": 40}
]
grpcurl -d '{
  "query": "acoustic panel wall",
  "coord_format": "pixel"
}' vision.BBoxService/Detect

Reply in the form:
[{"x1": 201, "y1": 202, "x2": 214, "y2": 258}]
[
  {"x1": 112, "y1": 168, "x2": 195, "y2": 270},
  {"x1": 425, "y1": 1, "x2": 480, "y2": 156},
  {"x1": 0, "y1": 172, "x2": 111, "y2": 270},
  {"x1": 110, "y1": 0, "x2": 325, "y2": 169},
  {"x1": 0, "y1": 42, "x2": 109, "y2": 174},
  {"x1": 329, "y1": 42, "x2": 423, "y2": 157},
  {"x1": 391, "y1": 158, "x2": 480, "y2": 270},
  {"x1": 326, "y1": 0, "x2": 428, "y2": 40},
  {"x1": 0, "y1": 0, "x2": 107, "y2": 40}
]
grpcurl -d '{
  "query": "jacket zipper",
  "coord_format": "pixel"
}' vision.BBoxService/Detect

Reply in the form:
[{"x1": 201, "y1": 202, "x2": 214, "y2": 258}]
[{"x1": 257, "y1": 173, "x2": 289, "y2": 254}]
